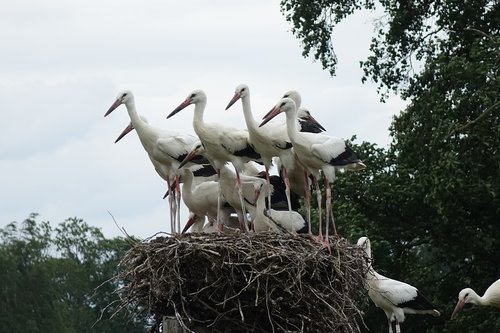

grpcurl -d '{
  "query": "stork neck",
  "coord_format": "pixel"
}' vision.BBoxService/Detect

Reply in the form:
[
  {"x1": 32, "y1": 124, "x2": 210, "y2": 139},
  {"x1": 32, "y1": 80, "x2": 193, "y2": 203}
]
[
  {"x1": 124, "y1": 99, "x2": 148, "y2": 133},
  {"x1": 284, "y1": 108, "x2": 300, "y2": 142},
  {"x1": 192, "y1": 99, "x2": 207, "y2": 134},
  {"x1": 241, "y1": 95, "x2": 258, "y2": 130},
  {"x1": 472, "y1": 291, "x2": 487, "y2": 306},
  {"x1": 182, "y1": 171, "x2": 194, "y2": 193}
]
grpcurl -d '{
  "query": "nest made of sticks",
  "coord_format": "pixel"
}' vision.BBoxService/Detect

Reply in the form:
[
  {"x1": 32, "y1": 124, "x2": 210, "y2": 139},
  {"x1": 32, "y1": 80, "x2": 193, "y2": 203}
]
[{"x1": 115, "y1": 233, "x2": 367, "y2": 333}]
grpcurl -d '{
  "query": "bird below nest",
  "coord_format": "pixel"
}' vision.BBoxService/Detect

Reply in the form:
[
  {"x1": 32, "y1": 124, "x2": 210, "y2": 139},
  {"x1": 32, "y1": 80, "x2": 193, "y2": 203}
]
[{"x1": 115, "y1": 232, "x2": 367, "y2": 333}]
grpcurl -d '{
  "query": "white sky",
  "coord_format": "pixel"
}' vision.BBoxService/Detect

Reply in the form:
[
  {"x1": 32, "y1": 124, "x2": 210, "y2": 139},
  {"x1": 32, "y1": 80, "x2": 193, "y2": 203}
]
[{"x1": 0, "y1": 0, "x2": 406, "y2": 239}]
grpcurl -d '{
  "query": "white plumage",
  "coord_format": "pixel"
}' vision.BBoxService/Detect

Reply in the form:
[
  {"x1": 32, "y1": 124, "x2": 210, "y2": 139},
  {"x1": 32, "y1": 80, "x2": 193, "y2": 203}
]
[
  {"x1": 357, "y1": 237, "x2": 440, "y2": 333},
  {"x1": 105, "y1": 90, "x2": 200, "y2": 233},
  {"x1": 261, "y1": 98, "x2": 365, "y2": 242},
  {"x1": 248, "y1": 182, "x2": 306, "y2": 233},
  {"x1": 167, "y1": 90, "x2": 261, "y2": 230},
  {"x1": 451, "y1": 278, "x2": 500, "y2": 319},
  {"x1": 226, "y1": 84, "x2": 295, "y2": 212}
]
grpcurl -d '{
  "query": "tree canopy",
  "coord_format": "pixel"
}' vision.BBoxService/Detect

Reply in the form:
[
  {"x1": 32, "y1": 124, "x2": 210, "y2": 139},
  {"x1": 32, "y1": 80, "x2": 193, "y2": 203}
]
[
  {"x1": 280, "y1": 0, "x2": 499, "y2": 99},
  {"x1": 0, "y1": 214, "x2": 149, "y2": 333},
  {"x1": 281, "y1": 0, "x2": 500, "y2": 332}
]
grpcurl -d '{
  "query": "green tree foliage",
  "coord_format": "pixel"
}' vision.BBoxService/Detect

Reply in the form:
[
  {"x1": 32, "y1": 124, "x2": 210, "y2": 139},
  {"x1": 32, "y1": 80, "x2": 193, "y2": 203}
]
[
  {"x1": 281, "y1": 0, "x2": 500, "y2": 332},
  {"x1": 0, "y1": 214, "x2": 148, "y2": 333},
  {"x1": 280, "y1": 0, "x2": 499, "y2": 99}
]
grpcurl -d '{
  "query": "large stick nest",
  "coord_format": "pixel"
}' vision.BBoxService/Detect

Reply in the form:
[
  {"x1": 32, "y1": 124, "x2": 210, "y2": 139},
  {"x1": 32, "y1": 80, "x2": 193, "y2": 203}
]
[{"x1": 116, "y1": 233, "x2": 366, "y2": 333}]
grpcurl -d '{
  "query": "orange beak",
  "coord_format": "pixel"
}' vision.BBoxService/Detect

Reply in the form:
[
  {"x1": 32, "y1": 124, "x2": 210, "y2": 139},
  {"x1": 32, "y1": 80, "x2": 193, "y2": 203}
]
[
  {"x1": 259, "y1": 105, "x2": 282, "y2": 127},
  {"x1": 167, "y1": 98, "x2": 192, "y2": 119},
  {"x1": 225, "y1": 92, "x2": 241, "y2": 110},
  {"x1": 182, "y1": 217, "x2": 196, "y2": 234},
  {"x1": 105, "y1": 98, "x2": 122, "y2": 117},
  {"x1": 114, "y1": 122, "x2": 135, "y2": 143},
  {"x1": 451, "y1": 299, "x2": 465, "y2": 319}
]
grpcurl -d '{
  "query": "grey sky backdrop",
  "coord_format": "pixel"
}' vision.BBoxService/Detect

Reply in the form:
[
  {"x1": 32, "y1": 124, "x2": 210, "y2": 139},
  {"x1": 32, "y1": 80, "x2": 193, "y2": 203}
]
[{"x1": 0, "y1": 0, "x2": 407, "y2": 239}]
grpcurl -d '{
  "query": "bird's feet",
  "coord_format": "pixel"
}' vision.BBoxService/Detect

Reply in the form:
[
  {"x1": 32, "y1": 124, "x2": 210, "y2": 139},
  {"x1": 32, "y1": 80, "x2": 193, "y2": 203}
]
[{"x1": 322, "y1": 237, "x2": 332, "y2": 254}]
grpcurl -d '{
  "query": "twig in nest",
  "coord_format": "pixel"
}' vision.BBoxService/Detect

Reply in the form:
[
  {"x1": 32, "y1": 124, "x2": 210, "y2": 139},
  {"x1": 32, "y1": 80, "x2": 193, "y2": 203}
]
[{"x1": 112, "y1": 233, "x2": 366, "y2": 332}]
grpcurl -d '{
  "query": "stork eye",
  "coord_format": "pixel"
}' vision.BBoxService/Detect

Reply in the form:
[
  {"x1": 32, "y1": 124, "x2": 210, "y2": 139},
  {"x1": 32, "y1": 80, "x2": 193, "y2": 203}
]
[
  {"x1": 241, "y1": 88, "x2": 246, "y2": 92},
  {"x1": 190, "y1": 93, "x2": 196, "y2": 98},
  {"x1": 122, "y1": 93, "x2": 128, "y2": 98},
  {"x1": 280, "y1": 102, "x2": 286, "y2": 107},
  {"x1": 283, "y1": 94, "x2": 289, "y2": 98}
]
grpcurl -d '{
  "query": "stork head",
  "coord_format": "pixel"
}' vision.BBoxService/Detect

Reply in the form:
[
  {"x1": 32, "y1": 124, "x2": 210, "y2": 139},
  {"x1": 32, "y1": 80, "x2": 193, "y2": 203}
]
[
  {"x1": 297, "y1": 107, "x2": 326, "y2": 132},
  {"x1": 226, "y1": 84, "x2": 249, "y2": 110},
  {"x1": 167, "y1": 89, "x2": 206, "y2": 118},
  {"x1": 178, "y1": 141, "x2": 206, "y2": 169},
  {"x1": 451, "y1": 288, "x2": 477, "y2": 319},
  {"x1": 182, "y1": 212, "x2": 205, "y2": 234},
  {"x1": 356, "y1": 236, "x2": 372, "y2": 259},
  {"x1": 105, "y1": 90, "x2": 134, "y2": 117},
  {"x1": 259, "y1": 97, "x2": 296, "y2": 127},
  {"x1": 252, "y1": 180, "x2": 272, "y2": 204},
  {"x1": 262, "y1": 90, "x2": 301, "y2": 120},
  {"x1": 281, "y1": 90, "x2": 301, "y2": 109}
]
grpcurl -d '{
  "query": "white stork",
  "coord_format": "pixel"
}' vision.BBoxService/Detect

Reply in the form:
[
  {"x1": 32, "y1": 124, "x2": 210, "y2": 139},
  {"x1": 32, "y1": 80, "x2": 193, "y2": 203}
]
[
  {"x1": 249, "y1": 181, "x2": 306, "y2": 233},
  {"x1": 226, "y1": 84, "x2": 295, "y2": 212},
  {"x1": 180, "y1": 168, "x2": 233, "y2": 233},
  {"x1": 105, "y1": 90, "x2": 200, "y2": 233},
  {"x1": 357, "y1": 237, "x2": 440, "y2": 333},
  {"x1": 260, "y1": 98, "x2": 365, "y2": 242},
  {"x1": 451, "y1": 278, "x2": 500, "y2": 319},
  {"x1": 264, "y1": 90, "x2": 327, "y2": 235},
  {"x1": 167, "y1": 90, "x2": 261, "y2": 231}
]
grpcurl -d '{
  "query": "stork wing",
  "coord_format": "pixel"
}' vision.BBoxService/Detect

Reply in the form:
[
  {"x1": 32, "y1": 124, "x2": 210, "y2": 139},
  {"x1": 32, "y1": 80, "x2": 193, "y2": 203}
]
[
  {"x1": 156, "y1": 135, "x2": 197, "y2": 162},
  {"x1": 377, "y1": 278, "x2": 434, "y2": 310},
  {"x1": 220, "y1": 127, "x2": 261, "y2": 160},
  {"x1": 309, "y1": 135, "x2": 347, "y2": 164}
]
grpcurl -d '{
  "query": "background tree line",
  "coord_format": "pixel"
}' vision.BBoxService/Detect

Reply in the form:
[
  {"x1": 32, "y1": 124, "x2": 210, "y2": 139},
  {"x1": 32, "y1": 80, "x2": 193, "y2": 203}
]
[
  {"x1": 0, "y1": 214, "x2": 149, "y2": 332},
  {"x1": 280, "y1": 0, "x2": 499, "y2": 332}
]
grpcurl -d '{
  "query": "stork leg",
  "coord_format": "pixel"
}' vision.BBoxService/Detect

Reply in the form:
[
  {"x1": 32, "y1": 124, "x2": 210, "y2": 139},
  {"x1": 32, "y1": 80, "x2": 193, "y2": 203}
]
[
  {"x1": 303, "y1": 171, "x2": 312, "y2": 235},
  {"x1": 326, "y1": 171, "x2": 338, "y2": 238},
  {"x1": 313, "y1": 175, "x2": 323, "y2": 242},
  {"x1": 235, "y1": 168, "x2": 250, "y2": 232},
  {"x1": 264, "y1": 165, "x2": 272, "y2": 214},
  {"x1": 282, "y1": 166, "x2": 292, "y2": 212},
  {"x1": 323, "y1": 176, "x2": 332, "y2": 249},
  {"x1": 171, "y1": 190, "x2": 178, "y2": 234},
  {"x1": 216, "y1": 169, "x2": 224, "y2": 233},
  {"x1": 175, "y1": 175, "x2": 181, "y2": 234},
  {"x1": 388, "y1": 319, "x2": 393, "y2": 333},
  {"x1": 166, "y1": 179, "x2": 175, "y2": 234},
  {"x1": 395, "y1": 322, "x2": 401, "y2": 333}
]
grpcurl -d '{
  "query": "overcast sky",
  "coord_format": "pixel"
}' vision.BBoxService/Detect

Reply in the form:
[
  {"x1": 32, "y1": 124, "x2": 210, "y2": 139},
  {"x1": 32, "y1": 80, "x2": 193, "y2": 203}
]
[{"x1": 0, "y1": 0, "x2": 407, "y2": 239}]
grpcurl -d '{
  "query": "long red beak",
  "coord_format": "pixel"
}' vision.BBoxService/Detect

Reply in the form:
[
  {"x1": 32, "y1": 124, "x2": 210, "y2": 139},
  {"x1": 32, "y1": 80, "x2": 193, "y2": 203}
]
[
  {"x1": 114, "y1": 122, "x2": 135, "y2": 143},
  {"x1": 167, "y1": 98, "x2": 192, "y2": 119},
  {"x1": 225, "y1": 92, "x2": 241, "y2": 110},
  {"x1": 253, "y1": 187, "x2": 261, "y2": 204},
  {"x1": 178, "y1": 149, "x2": 200, "y2": 169},
  {"x1": 105, "y1": 99, "x2": 122, "y2": 117},
  {"x1": 259, "y1": 105, "x2": 282, "y2": 127},
  {"x1": 182, "y1": 217, "x2": 196, "y2": 234},
  {"x1": 306, "y1": 114, "x2": 326, "y2": 131},
  {"x1": 262, "y1": 107, "x2": 275, "y2": 120},
  {"x1": 451, "y1": 299, "x2": 465, "y2": 319}
]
